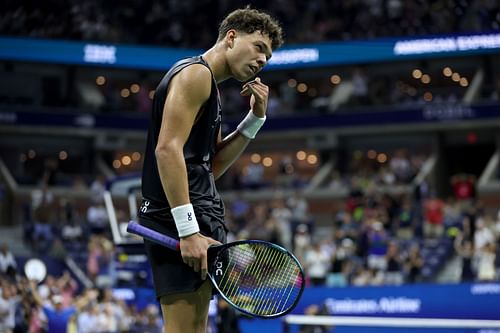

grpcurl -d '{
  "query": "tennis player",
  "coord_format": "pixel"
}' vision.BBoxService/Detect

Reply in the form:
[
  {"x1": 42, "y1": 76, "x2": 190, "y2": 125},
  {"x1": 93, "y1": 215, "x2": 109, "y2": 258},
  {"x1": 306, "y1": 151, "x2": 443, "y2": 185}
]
[{"x1": 138, "y1": 7, "x2": 283, "y2": 333}]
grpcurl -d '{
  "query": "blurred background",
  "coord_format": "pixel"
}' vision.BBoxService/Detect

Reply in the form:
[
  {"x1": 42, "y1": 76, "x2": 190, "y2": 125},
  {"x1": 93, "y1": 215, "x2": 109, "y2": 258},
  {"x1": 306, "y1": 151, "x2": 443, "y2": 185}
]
[{"x1": 0, "y1": 1, "x2": 500, "y2": 332}]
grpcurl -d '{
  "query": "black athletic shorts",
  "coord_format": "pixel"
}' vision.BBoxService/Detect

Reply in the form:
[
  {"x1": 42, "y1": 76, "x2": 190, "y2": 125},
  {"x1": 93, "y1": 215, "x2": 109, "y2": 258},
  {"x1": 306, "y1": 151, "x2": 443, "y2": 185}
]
[{"x1": 139, "y1": 214, "x2": 227, "y2": 299}]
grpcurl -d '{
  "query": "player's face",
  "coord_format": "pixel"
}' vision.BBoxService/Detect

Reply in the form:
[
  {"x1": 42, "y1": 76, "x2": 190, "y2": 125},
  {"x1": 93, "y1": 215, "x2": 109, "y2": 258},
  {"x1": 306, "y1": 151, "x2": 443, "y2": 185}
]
[{"x1": 228, "y1": 30, "x2": 273, "y2": 81}]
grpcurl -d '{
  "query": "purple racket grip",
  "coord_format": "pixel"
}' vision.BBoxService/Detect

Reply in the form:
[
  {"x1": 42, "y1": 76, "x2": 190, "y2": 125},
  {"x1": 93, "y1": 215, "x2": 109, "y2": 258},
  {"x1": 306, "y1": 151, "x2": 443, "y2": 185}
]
[{"x1": 127, "y1": 221, "x2": 180, "y2": 251}]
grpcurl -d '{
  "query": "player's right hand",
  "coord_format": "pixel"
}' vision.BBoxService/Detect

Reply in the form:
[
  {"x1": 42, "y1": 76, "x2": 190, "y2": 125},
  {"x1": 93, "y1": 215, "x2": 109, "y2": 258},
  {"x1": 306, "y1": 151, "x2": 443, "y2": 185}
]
[
  {"x1": 240, "y1": 77, "x2": 269, "y2": 118},
  {"x1": 180, "y1": 233, "x2": 221, "y2": 280}
]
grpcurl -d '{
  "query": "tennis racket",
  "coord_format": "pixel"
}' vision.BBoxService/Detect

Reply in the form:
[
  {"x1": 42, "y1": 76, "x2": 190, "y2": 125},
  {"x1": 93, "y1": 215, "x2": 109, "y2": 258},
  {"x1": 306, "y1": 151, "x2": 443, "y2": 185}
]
[{"x1": 127, "y1": 221, "x2": 305, "y2": 318}]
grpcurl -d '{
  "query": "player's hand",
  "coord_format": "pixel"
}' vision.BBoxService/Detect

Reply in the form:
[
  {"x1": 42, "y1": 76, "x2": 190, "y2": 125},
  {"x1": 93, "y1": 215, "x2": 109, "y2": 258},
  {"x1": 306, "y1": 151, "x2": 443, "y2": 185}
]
[
  {"x1": 240, "y1": 77, "x2": 269, "y2": 118},
  {"x1": 180, "y1": 233, "x2": 221, "y2": 279}
]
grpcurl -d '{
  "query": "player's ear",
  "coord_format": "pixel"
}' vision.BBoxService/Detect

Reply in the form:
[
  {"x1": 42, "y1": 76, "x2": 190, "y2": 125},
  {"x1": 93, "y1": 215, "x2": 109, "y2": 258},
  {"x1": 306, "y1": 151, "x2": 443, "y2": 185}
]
[{"x1": 226, "y1": 29, "x2": 236, "y2": 49}]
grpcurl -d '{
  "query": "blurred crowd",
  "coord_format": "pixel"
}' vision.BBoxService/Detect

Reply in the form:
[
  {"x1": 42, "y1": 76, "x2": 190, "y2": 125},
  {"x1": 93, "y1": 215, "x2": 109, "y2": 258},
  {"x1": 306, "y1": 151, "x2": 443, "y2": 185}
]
[
  {"x1": 0, "y1": 273, "x2": 163, "y2": 333},
  {"x1": 10, "y1": 145, "x2": 498, "y2": 282},
  {"x1": 224, "y1": 177, "x2": 499, "y2": 287},
  {"x1": 326, "y1": 148, "x2": 428, "y2": 191},
  {"x1": 1, "y1": 0, "x2": 499, "y2": 48},
  {"x1": 7, "y1": 144, "x2": 498, "y2": 289}
]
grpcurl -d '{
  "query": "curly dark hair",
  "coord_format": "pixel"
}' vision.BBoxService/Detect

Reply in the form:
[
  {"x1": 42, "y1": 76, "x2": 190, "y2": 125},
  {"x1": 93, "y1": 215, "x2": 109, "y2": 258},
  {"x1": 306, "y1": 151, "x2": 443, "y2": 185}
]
[{"x1": 217, "y1": 6, "x2": 284, "y2": 50}]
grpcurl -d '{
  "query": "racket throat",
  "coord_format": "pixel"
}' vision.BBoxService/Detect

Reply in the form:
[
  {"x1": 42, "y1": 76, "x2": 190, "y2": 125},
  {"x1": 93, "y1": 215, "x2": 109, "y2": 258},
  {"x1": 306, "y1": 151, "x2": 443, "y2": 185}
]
[{"x1": 207, "y1": 247, "x2": 223, "y2": 277}]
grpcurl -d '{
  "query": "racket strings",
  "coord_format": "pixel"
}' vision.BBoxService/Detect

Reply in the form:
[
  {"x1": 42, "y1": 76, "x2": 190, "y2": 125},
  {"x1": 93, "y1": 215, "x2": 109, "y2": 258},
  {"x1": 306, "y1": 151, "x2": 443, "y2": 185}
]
[{"x1": 216, "y1": 243, "x2": 303, "y2": 316}]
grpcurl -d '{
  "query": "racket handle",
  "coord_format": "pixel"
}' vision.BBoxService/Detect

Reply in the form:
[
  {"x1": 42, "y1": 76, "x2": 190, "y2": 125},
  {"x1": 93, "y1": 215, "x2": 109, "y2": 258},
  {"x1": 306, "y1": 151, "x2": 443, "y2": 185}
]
[{"x1": 127, "y1": 221, "x2": 180, "y2": 251}]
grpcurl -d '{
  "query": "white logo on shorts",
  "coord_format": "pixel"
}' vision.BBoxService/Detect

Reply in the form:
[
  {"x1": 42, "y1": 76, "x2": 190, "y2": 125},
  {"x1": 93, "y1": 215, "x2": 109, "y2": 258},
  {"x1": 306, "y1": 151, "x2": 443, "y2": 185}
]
[{"x1": 140, "y1": 200, "x2": 150, "y2": 213}]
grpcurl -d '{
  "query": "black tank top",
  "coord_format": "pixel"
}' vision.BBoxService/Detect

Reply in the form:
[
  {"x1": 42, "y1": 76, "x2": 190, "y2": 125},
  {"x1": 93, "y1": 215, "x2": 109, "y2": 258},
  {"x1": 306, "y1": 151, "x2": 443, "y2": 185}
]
[{"x1": 139, "y1": 56, "x2": 224, "y2": 226}]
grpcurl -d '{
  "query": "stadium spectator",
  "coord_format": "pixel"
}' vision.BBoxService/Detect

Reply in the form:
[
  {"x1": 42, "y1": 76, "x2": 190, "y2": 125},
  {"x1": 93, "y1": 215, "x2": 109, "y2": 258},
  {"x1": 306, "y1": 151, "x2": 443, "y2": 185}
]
[
  {"x1": 31, "y1": 204, "x2": 55, "y2": 253},
  {"x1": 61, "y1": 219, "x2": 85, "y2": 243},
  {"x1": 0, "y1": 244, "x2": 17, "y2": 280},
  {"x1": 442, "y1": 198, "x2": 463, "y2": 228},
  {"x1": 394, "y1": 198, "x2": 416, "y2": 240},
  {"x1": 97, "y1": 288, "x2": 129, "y2": 332},
  {"x1": 30, "y1": 280, "x2": 97, "y2": 333},
  {"x1": 229, "y1": 194, "x2": 251, "y2": 230},
  {"x1": 96, "y1": 303, "x2": 118, "y2": 332},
  {"x1": 390, "y1": 149, "x2": 413, "y2": 183},
  {"x1": 327, "y1": 238, "x2": 356, "y2": 287},
  {"x1": 86, "y1": 235, "x2": 103, "y2": 283},
  {"x1": 366, "y1": 221, "x2": 389, "y2": 271},
  {"x1": 277, "y1": 155, "x2": 296, "y2": 187},
  {"x1": 384, "y1": 242, "x2": 404, "y2": 285},
  {"x1": 476, "y1": 242, "x2": 497, "y2": 281},
  {"x1": 454, "y1": 233, "x2": 475, "y2": 282},
  {"x1": 0, "y1": 278, "x2": 17, "y2": 333},
  {"x1": 337, "y1": 212, "x2": 360, "y2": 244},
  {"x1": 423, "y1": 195, "x2": 445, "y2": 239},
  {"x1": 86, "y1": 197, "x2": 109, "y2": 235},
  {"x1": 244, "y1": 203, "x2": 271, "y2": 241},
  {"x1": 293, "y1": 224, "x2": 311, "y2": 263},
  {"x1": 304, "y1": 243, "x2": 330, "y2": 286},
  {"x1": 351, "y1": 264, "x2": 384, "y2": 286},
  {"x1": 288, "y1": 191, "x2": 310, "y2": 226},
  {"x1": 89, "y1": 175, "x2": 106, "y2": 204},
  {"x1": 129, "y1": 303, "x2": 162, "y2": 333},
  {"x1": 270, "y1": 198, "x2": 293, "y2": 249},
  {"x1": 77, "y1": 303, "x2": 100, "y2": 333},
  {"x1": 404, "y1": 243, "x2": 424, "y2": 283},
  {"x1": 474, "y1": 218, "x2": 495, "y2": 253},
  {"x1": 86, "y1": 235, "x2": 115, "y2": 287},
  {"x1": 451, "y1": 173, "x2": 476, "y2": 203},
  {"x1": 13, "y1": 278, "x2": 35, "y2": 333}
]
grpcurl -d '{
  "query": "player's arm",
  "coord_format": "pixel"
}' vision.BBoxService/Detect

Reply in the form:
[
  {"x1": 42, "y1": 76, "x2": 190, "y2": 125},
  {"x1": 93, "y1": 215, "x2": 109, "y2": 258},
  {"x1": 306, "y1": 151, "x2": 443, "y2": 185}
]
[
  {"x1": 156, "y1": 64, "x2": 209, "y2": 209},
  {"x1": 155, "y1": 64, "x2": 219, "y2": 279},
  {"x1": 212, "y1": 127, "x2": 250, "y2": 180},
  {"x1": 213, "y1": 78, "x2": 269, "y2": 179}
]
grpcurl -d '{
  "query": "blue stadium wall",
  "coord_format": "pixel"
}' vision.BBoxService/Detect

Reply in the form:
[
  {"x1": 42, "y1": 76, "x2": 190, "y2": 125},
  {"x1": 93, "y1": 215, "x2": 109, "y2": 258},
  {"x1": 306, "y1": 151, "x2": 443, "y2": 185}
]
[{"x1": 124, "y1": 283, "x2": 500, "y2": 332}]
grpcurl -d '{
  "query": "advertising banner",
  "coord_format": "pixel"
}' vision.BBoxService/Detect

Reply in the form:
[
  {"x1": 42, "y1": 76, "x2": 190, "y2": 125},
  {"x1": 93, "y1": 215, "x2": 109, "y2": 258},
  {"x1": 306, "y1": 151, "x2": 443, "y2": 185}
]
[{"x1": 1, "y1": 32, "x2": 499, "y2": 70}]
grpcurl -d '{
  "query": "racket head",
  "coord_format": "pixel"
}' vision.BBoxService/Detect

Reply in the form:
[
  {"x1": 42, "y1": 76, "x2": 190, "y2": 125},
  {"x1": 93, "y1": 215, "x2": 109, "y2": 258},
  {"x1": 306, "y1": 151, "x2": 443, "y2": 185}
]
[{"x1": 207, "y1": 240, "x2": 305, "y2": 318}]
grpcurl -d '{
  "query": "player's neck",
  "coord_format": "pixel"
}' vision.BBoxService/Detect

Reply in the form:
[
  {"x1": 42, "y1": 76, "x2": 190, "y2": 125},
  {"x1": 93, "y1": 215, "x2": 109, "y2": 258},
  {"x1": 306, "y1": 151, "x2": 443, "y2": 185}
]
[{"x1": 202, "y1": 44, "x2": 231, "y2": 83}]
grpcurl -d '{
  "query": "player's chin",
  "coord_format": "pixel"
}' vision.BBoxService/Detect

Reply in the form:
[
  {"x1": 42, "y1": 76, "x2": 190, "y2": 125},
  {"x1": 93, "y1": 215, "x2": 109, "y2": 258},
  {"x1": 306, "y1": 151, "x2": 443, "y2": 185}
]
[
  {"x1": 235, "y1": 74, "x2": 253, "y2": 82},
  {"x1": 234, "y1": 69, "x2": 254, "y2": 82}
]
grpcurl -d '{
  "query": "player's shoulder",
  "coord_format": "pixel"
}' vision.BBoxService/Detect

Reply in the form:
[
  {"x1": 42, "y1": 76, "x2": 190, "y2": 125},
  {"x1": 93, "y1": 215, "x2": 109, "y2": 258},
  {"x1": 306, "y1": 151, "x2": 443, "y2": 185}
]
[
  {"x1": 175, "y1": 62, "x2": 212, "y2": 86},
  {"x1": 171, "y1": 63, "x2": 212, "y2": 99}
]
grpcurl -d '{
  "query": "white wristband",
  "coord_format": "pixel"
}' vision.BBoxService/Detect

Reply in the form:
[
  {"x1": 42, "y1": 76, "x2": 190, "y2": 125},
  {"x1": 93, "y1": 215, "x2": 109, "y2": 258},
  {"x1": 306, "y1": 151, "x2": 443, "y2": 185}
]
[
  {"x1": 171, "y1": 203, "x2": 200, "y2": 238},
  {"x1": 237, "y1": 111, "x2": 266, "y2": 139}
]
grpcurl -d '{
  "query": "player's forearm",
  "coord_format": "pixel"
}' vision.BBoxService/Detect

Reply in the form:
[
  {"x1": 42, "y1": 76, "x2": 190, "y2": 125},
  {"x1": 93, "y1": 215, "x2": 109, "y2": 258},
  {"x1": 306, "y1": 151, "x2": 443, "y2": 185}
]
[
  {"x1": 155, "y1": 145, "x2": 191, "y2": 207},
  {"x1": 213, "y1": 130, "x2": 250, "y2": 180}
]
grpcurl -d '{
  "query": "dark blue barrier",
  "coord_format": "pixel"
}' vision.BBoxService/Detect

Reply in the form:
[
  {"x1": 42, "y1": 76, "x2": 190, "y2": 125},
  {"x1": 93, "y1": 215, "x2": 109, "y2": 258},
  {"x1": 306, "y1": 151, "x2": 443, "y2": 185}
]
[{"x1": 2, "y1": 103, "x2": 500, "y2": 132}]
